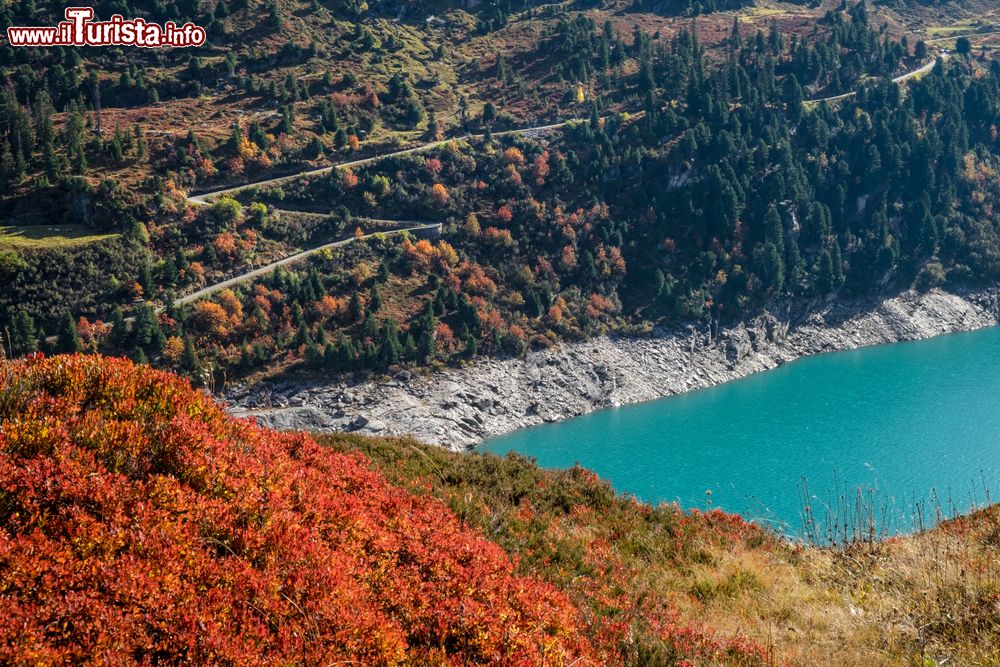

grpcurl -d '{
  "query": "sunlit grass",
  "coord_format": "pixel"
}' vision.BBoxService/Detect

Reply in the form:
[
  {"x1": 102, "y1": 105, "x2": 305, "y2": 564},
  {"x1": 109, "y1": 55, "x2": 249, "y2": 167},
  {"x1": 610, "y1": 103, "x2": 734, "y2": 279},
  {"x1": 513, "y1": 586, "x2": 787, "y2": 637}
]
[
  {"x1": 318, "y1": 433, "x2": 1000, "y2": 664},
  {"x1": 0, "y1": 225, "x2": 118, "y2": 249},
  {"x1": 926, "y1": 20, "x2": 1000, "y2": 40}
]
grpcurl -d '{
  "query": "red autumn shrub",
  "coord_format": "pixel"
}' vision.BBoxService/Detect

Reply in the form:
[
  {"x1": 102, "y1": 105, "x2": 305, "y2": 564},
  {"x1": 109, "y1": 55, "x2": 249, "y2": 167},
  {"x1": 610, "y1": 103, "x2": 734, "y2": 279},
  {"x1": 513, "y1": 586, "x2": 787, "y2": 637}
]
[{"x1": 0, "y1": 354, "x2": 592, "y2": 666}]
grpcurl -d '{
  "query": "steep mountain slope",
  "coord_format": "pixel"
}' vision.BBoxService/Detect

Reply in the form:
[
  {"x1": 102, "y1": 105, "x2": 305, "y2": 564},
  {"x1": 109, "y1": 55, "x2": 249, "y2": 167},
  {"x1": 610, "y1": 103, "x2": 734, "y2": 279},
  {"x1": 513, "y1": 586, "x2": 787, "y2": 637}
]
[{"x1": 3, "y1": 0, "x2": 1000, "y2": 388}]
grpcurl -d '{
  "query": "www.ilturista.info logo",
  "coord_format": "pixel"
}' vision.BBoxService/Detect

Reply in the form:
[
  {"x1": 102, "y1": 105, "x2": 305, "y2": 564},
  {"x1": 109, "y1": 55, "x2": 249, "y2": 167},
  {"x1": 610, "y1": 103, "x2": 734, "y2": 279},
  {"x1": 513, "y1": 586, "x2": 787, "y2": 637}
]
[{"x1": 7, "y1": 7, "x2": 206, "y2": 47}]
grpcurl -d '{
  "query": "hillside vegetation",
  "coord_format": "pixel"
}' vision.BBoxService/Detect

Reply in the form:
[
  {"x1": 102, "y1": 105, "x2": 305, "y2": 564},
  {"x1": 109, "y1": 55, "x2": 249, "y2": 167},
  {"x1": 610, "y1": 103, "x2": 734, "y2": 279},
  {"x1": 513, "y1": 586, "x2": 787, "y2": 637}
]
[
  {"x1": 4, "y1": 0, "x2": 1000, "y2": 663},
  {"x1": 5, "y1": 1, "x2": 1000, "y2": 389},
  {"x1": 332, "y1": 432, "x2": 1000, "y2": 665},
  {"x1": 0, "y1": 354, "x2": 590, "y2": 664},
  {"x1": 2, "y1": 354, "x2": 999, "y2": 665}
]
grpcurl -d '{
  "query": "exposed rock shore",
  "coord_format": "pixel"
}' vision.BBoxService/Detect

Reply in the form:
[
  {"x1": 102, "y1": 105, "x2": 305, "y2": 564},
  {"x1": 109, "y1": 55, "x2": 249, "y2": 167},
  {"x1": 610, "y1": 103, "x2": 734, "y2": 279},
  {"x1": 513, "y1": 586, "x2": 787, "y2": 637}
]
[{"x1": 226, "y1": 288, "x2": 1000, "y2": 450}]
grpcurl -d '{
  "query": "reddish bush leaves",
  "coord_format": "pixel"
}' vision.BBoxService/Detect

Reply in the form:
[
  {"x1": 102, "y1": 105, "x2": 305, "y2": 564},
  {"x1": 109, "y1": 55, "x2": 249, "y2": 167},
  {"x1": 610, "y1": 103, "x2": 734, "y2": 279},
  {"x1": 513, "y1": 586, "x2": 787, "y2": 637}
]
[{"x1": 0, "y1": 354, "x2": 592, "y2": 665}]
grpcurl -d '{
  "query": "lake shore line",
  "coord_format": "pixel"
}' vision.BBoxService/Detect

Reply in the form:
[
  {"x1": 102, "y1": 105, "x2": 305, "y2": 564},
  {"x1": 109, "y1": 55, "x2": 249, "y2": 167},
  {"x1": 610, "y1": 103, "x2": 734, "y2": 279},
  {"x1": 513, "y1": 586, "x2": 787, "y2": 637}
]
[{"x1": 226, "y1": 287, "x2": 1000, "y2": 451}]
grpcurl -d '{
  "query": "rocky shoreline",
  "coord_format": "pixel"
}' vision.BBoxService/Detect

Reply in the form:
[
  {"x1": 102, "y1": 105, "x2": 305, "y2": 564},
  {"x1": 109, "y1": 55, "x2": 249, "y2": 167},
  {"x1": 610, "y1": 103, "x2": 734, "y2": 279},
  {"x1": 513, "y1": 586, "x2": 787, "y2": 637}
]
[{"x1": 225, "y1": 287, "x2": 1000, "y2": 450}]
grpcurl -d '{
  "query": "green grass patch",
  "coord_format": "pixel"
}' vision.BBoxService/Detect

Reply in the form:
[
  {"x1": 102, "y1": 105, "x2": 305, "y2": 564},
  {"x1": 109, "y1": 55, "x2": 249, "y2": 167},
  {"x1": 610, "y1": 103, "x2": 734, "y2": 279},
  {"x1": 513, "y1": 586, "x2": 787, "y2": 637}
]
[
  {"x1": 926, "y1": 21, "x2": 999, "y2": 38},
  {"x1": 0, "y1": 225, "x2": 118, "y2": 249}
]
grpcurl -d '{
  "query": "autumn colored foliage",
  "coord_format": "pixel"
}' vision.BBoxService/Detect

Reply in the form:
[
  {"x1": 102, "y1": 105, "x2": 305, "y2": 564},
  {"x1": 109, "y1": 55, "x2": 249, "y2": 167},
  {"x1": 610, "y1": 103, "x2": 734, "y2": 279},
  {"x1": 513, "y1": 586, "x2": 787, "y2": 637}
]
[
  {"x1": 328, "y1": 435, "x2": 777, "y2": 666},
  {"x1": 0, "y1": 354, "x2": 592, "y2": 665}
]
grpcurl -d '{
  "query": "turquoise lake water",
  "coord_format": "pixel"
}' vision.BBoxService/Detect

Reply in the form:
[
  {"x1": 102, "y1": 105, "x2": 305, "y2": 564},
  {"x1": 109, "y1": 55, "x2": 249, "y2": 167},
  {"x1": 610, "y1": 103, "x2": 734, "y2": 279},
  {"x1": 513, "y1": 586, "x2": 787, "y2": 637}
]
[{"x1": 481, "y1": 327, "x2": 1000, "y2": 537}]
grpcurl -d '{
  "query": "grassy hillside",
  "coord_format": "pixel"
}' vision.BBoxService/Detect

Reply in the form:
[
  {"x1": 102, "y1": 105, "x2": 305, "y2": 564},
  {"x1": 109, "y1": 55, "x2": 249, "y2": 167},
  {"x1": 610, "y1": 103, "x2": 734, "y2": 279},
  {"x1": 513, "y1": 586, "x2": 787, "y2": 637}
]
[
  {"x1": 0, "y1": 224, "x2": 118, "y2": 249},
  {"x1": 327, "y1": 431, "x2": 1000, "y2": 666},
  {"x1": 1, "y1": 353, "x2": 998, "y2": 665}
]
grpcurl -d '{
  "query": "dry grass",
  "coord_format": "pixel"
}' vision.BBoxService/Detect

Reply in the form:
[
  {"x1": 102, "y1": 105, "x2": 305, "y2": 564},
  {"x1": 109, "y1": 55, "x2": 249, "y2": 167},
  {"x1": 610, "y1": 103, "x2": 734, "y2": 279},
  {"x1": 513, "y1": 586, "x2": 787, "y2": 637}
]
[
  {"x1": 874, "y1": 0, "x2": 1000, "y2": 42},
  {"x1": 696, "y1": 506, "x2": 1000, "y2": 665},
  {"x1": 316, "y1": 434, "x2": 1000, "y2": 665},
  {"x1": 824, "y1": 509, "x2": 1000, "y2": 665}
]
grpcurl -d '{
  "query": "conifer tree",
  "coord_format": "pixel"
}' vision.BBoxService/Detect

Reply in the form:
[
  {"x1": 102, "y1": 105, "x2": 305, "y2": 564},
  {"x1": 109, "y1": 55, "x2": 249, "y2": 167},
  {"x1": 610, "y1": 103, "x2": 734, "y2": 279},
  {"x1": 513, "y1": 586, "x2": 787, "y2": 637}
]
[
  {"x1": 348, "y1": 292, "x2": 364, "y2": 322},
  {"x1": 181, "y1": 333, "x2": 200, "y2": 375},
  {"x1": 10, "y1": 310, "x2": 38, "y2": 357},
  {"x1": 56, "y1": 311, "x2": 82, "y2": 354}
]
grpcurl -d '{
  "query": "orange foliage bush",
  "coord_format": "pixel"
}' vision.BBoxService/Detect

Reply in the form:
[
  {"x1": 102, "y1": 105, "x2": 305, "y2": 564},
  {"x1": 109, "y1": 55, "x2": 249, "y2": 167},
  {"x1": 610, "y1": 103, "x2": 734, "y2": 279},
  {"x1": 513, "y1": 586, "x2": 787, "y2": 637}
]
[
  {"x1": 192, "y1": 301, "x2": 231, "y2": 337},
  {"x1": 459, "y1": 262, "x2": 498, "y2": 297},
  {"x1": 314, "y1": 295, "x2": 345, "y2": 319},
  {"x1": 217, "y1": 289, "x2": 243, "y2": 323},
  {"x1": 236, "y1": 136, "x2": 259, "y2": 160},
  {"x1": 434, "y1": 322, "x2": 456, "y2": 350},
  {"x1": 435, "y1": 240, "x2": 459, "y2": 268},
  {"x1": 186, "y1": 261, "x2": 206, "y2": 286},
  {"x1": 402, "y1": 238, "x2": 433, "y2": 273},
  {"x1": 586, "y1": 293, "x2": 618, "y2": 320},
  {"x1": 124, "y1": 280, "x2": 143, "y2": 301},
  {"x1": 502, "y1": 146, "x2": 525, "y2": 166},
  {"x1": 483, "y1": 227, "x2": 514, "y2": 246},
  {"x1": 548, "y1": 303, "x2": 564, "y2": 323},
  {"x1": 330, "y1": 92, "x2": 359, "y2": 109},
  {"x1": 226, "y1": 156, "x2": 245, "y2": 175},
  {"x1": 212, "y1": 232, "x2": 240, "y2": 259},
  {"x1": 195, "y1": 156, "x2": 218, "y2": 180},
  {"x1": 341, "y1": 168, "x2": 359, "y2": 189},
  {"x1": 0, "y1": 355, "x2": 593, "y2": 665},
  {"x1": 430, "y1": 183, "x2": 449, "y2": 206},
  {"x1": 561, "y1": 244, "x2": 577, "y2": 270},
  {"x1": 608, "y1": 246, "x2": 627, "y2": 274},
  {"x1": 76, "y1": 317, "x2": 110, "y2": 351},
  {"x1": 548, "y1": 296, "x2": 569, "y2": 324},
  {"x1": 162, "y1": 335, "x2": 185, "y2": 363},
  {"x1": 532, "y1": 150, "x2": 550, "y2": 185},
  {"x1": 402, "y1": 238, "x2": 458, "y2": 273},
  {"x1": 424, "y1": 157, "x2": 443, "y2": 176},
  {"x1": 253, "y1": 152, "x2": 273, "y2": 170}
]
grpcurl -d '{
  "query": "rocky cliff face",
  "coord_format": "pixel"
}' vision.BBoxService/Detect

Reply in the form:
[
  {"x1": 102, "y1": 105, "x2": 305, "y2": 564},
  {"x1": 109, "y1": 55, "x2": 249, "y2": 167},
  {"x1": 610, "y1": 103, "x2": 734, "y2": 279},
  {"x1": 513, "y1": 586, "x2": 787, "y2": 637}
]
[{"x1": 226, "y1": 288, "x2": 1000, "y2": 450}]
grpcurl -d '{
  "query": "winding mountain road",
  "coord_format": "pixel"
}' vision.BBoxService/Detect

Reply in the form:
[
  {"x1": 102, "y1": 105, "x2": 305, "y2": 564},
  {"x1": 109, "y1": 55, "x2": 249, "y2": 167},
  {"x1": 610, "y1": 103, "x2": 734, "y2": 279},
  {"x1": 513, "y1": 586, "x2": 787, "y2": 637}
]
[
  {"x1": 164, "y1": 223, "x2": 442, "y2": 310},
  {"x1": 926, "y1": 29, "x2": 1000, "y2": 44},
  {"x1": 170, "y1": 121, "x2": 585, "y2": 307},
  {"x1": 807, "y1": 53, "x2": 948, "y2": 104},
  {"x1": 169, "y1": 118, "x2": 579, "y2": 311},
  {"x1": 187, "y1": 52, "x2": 947, "y2": 208},
  {"x1": 169, "y1": 120, "x2": 580, "y2": 307},
  {"x1": 172, "y1": 52, "x2": 948, "y2": 308},
  {"x1": 185, "y1": 120, "x2": 577, "y2": 205}
]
